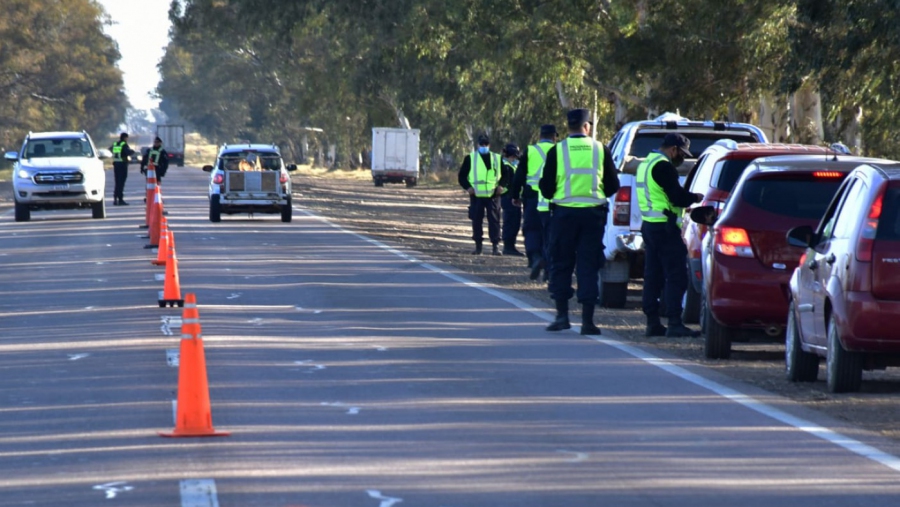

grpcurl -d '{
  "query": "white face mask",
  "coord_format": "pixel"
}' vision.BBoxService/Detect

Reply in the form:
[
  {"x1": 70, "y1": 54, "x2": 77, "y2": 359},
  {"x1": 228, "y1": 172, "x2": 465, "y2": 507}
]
[{"x1": 478, "y1": 146, "x2": 490, "y2": 154}]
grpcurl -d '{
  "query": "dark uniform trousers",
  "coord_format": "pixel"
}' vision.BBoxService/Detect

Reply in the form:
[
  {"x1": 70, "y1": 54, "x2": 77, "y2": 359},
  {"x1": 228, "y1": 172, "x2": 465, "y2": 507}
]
[
  {"x1": 469, "y1": 195, "x2": 501, "y2": 245},
  {"x1": 539, "y1": 210, "x2": 552, "y2": 271},
  {"x1": 113, "y1": 162, "x2": 128, "y2": 200},
  {"x1": 548, "y1": 205, "x2": 607, "y2": 303},
  {"x1": 500, "y1": 193, "x2": 521, "y2": 248},
  {"x1": 522, "y1": 196, "x2": 543, "y2": 260},
  {"x1": 641, "y1": 220, "x2": 689, "y2": 320}
]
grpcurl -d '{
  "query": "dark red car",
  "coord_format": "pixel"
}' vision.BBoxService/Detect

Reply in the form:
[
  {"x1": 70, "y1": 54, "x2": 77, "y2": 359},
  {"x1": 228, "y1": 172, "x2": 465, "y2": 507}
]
[
  {"x1": 786, "y1": 161, "x2": 900, "y2": 392},
  {"x1": 694, "y1": 155, "x2": 887, "y2": 359}
]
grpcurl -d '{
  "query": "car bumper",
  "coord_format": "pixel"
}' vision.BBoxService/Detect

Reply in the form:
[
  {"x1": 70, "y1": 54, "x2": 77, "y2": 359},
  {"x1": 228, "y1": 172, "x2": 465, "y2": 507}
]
[
  {"x1": 14, "y1": 181, "x2": 103, "y2": 204},
  {"x1": 616, "y1": 231, "x2": 644, "y2": 253},
  {"x1": 709, "y1": 255, "x2": 791, "y2": 330},
  {"x1": 843, "y1": 292, "x2": 900, "y2": 352}
]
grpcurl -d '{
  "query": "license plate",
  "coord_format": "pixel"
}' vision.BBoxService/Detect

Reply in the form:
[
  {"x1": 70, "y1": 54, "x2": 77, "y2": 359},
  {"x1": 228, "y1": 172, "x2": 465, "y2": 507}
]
[{"x1": 52, "y1": 184, "x2": 69, "y2": 190}]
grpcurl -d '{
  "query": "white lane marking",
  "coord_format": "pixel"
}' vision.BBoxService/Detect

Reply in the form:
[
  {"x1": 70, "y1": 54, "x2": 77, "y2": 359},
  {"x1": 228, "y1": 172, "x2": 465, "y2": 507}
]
[
  {"x1": 167, "y1": 349, "x2": 180, "y2": 367},
  {"x1": 84, "y1": 306, "x2": 95, "y2": 310},
  {"x1": 172, "y1": 399, "x2": 177, "y2": 424},
  {"x1": 67, "y1": 353, "x2": 90, "y2": 361},
  {"x1": 300, "y1": 208, "x2": 900, "y2": 475},
  {"x1": 375, "y1": 346, "x2": 388, "y2": 351},
  {"x1": 248, "y1": 318, "x2": 263, "y2": 325},
  {"x1": 106, "y1": 244, "x2": 112, "y2": 247},
  {"x1": 180, "y1": 479, "x2": 219, "y2": 507},
  {"x1": 313, "y1": 310, "x2": 322, "y2": 314},
  {"x1": 367, "y1": 490, "x2": 402, "y2": 507},
  {"x1": 321, "y1": 402, "x2": 360, "y2": 415},
  {"x1": 557, "y1": 449, "x2": 589, "y2": 462},
  {"x1": 226, "y1": 293, "x2": 241, "y2": 300},
  {"x1": 155, "y1": 273, "x2": 166, "y2": 281},
  {"x1": 294, "y1": 360, "x2": 326, "y2": 372},
  {"x1": 161, "y1": 316, "x2": 182, "y2": 336},
  {"x1": 95, "y1": 278, "x2": 107, "y2": 282},
  {"x1": 93, "y1": 481, "x2": 133, "y2": 499},
  {"x1": 95, "y1": 262, "x2": 105, "y2": 265}
]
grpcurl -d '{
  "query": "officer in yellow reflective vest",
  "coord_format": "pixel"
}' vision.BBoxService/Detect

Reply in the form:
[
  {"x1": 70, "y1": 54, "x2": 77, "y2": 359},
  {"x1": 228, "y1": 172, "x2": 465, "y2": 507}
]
[
  {"x1": 109, "y1": 132, "x2": 135, "y2": 205},
  {"x1": 636, "y1": 133, "x2": 703, "y2": 338},
  {"x1": 141, "y1": 137, "x2": 170, "y2": 183},
  {"x1": 511, "y1": 124, "x2": 558, "y2": 280},
  {"x1": 500, "y1": 143, "x2": 524, "y2": 256},
  {"x1": 458, "y1": 134, "x2": 508, "y2": 255},
  {"x1": 539, "y1": 109, "x2": 619, "y2": 335}
]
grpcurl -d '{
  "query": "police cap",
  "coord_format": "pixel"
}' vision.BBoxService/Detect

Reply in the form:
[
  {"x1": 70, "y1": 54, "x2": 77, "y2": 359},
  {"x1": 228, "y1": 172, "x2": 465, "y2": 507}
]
[
  {"x1": 661, "y1": 133, "x2": 692, "y2": 157},
  {"x1": 477, "y1": 134, "x2": 490, "y2": 146},
  {"x1": 566, "y1": 108, "x2": 592, "y2": 128},
  {"x1": 503, "y1": 143, "x2": 519, "y2": 157},
  {"x1": 539, "y1": 124, "x2": 558, "y2": 137}
]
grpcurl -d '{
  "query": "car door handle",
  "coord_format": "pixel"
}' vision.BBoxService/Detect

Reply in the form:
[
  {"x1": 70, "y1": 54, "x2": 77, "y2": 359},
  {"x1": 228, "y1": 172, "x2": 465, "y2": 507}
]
[{"x1": 825, "y1": 254, "x2": 836, "y2": 265}]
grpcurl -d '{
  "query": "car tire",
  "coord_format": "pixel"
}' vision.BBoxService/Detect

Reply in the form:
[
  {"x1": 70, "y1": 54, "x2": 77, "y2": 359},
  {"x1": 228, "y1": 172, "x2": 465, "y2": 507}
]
[
  {"x1": 281, "y1": 198, "x2": 292, "y2": 223},
  {"x1": 704, "y1": 298, "x2": 731, "y2": 359},
  {"x1": 600, "y1": 281, "x2": 627, "y2": 309},
  {"x1": 209, "y1": 194, "x2": 222, "y2": 223},
  {"x1": 91, "y1": 200, "x2": 106, "y2": 219},
  {"x1": 826, "y1": 314, "x2": 863, "y2": 393},
  {"x1": 785, "y1": 301, "x2": 819, "y2": 382},
  {"x1": 374, "y1": 178, "x2": 384, "y2": 187},
  {"x1": 406, "y1": 179, "x2": 417, "y2": 188},
  {"x1": 682, "y1": 281, "x2": 701, "y2": 324},
  {"x1": 14, "y1": 201, "x2": 30, "y2": 222}
]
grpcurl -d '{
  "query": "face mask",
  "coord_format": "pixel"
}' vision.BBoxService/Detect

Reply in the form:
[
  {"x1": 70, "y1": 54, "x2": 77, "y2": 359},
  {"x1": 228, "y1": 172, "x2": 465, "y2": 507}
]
[
  {"x1": 478, "y1": 146, "x2": 490, "y2": 154},
  {"x1": 508, "y1": 159, "x2": 518, "y2": 167}
]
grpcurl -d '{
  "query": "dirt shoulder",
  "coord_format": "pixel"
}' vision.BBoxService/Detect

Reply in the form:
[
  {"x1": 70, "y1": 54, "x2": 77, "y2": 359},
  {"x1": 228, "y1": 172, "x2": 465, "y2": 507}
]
[{"x1": 292, "y1": 168, "x2": 900, "y2": 442}]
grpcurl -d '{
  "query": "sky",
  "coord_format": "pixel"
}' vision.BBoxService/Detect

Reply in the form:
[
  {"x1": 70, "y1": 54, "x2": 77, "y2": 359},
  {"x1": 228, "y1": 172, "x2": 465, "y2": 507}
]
[{"x1": 97, "y1": 0, "x2": 173, "y2": 112}]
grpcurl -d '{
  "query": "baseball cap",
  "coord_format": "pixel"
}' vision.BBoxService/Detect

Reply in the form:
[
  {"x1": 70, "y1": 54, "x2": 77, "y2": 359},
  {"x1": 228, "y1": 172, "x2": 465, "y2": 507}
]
[
  {"x1": 566, "y1": 108, "x2": 592, "y2": 128},
  {"x1": 661, "y1": 133, "x2": 692, "y2": 157},
  {"x1": 503, "y1": 143, "x2": 519, "y2": 157},
  {"x1": 477, "y1": 134, "x2": 490, "y2": 146}
]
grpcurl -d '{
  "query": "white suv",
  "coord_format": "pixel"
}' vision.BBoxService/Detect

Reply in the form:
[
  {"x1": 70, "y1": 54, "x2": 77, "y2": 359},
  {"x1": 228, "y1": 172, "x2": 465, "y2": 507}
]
[
  {"x1": 4, "y1": 131, "x2": 111, "y2": 222},
  {"x1": 202, "y1": 144, "x2": 297, "y2": 222}
]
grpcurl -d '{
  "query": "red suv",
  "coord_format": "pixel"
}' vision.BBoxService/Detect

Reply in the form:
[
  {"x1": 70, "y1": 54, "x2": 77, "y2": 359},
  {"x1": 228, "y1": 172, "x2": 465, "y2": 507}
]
[
  {"x1": 681, "y1": 142, "x2": 829, "y2": 323},
  {"x1": 693, "y1": 155, "x2": 886, "y2": 359},
  {"x1": 786, "y1": 162, "x2": 900, "y2": 392}
]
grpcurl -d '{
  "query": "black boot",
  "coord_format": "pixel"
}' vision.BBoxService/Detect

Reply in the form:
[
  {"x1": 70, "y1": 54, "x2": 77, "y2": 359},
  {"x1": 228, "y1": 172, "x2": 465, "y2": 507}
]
[
  {"x1": 666, "y1": 317, "x2": 700, "y2": 338},
  {"x1": 529, "y1": 257, "x2": 544, "y2": 281},
  {"x1": 503, "y1": 244, "x2": 525, "y2": 257},
  {"x1": 645, "y1": 315, "x2": 667, "y2": 337},
  {"x1": 471, "y1": 242, "x2": 483, "y2": 255},
  {"x1": 119, "y1": 199, "x2": 130, "y2": 206},
  {"x1": 580, "y1": 303, "x2": 601, "y2": 335},
  {"x1": 492, "y1": 244, "x2": 502, "y2": 256},
  {"x1": 546, "y1": 299, "x2": 570, "y2": 331}
]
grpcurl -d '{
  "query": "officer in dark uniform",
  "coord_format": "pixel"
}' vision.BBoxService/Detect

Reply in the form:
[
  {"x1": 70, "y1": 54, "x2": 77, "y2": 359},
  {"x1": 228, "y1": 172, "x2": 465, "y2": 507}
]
[
  {"x1": 500, "y1": 143, "x2": 524, "y2": 256},
  {"x1": 141, "y1": 137, "x2": 170, "y2": 183},
  {"x1": 458, "y1": 134, "x2": 507, "y2": 255},
  {"x1": 110, "y1": 132, "x2": 135, "y2": 205},
  {"x1": 539, "y1": 109, "x2": 619, "y2": 335},
  {"x1": 636, "y1": 133, "x2": 703, "y2": 337},
  {"x1": 511, "y1": 124, "x2": 558, "y2": 280}
]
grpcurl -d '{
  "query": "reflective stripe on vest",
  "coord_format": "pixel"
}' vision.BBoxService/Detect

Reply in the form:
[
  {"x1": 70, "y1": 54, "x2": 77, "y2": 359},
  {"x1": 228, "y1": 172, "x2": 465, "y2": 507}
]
[
  {"x1": 552, "y1": 137, "x2": 607, "y2": 208},
  {"x1": 635, "y1": 152, "x2": 673, "y2": 223},
  {"x1": 467, "y1": 151, "x2": 500, "y2": 198},
  {"x1": 148, "y1": 148, "x2": 162, "y2": 166},
  {"x1": 112, "y1": 141, "x2": 125, "y2": 162},
  {"x1": 525, "y1": 142, "x2": 552, "y2": 189}
]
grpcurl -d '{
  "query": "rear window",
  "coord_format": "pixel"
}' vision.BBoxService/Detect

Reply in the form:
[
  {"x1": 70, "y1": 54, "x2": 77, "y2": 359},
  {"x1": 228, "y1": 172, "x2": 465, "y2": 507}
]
[
  {"x1": 712, "y1": 159, "x2": 753, "y2": 192},
  {"x1": 740, "y1": 176, "x2": 844, "y2": 219},
  {"x1": 628, "y1": 132, "x2": 758, "y2": 158},
  {"x1": 877, "y1": 187, "x2": 900, "y2": 240},
  {"x1": 218, "y1": 150, "x2": 283, "y2": 170}
]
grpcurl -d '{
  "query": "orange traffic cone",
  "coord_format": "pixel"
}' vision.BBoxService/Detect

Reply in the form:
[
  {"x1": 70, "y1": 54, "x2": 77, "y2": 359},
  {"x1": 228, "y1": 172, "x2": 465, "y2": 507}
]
[
  {"x1": 158, "y1": 231, "x2": 183, "y2": 308},
  {"x1": 141, "y1": 164, "x2": 157, "y2": 229},
  {"x1": 145, "y1": 190, "x2": 163, "y2": 249},
  {"x1": 152, "y1": 218, "x2": 169, "y2": 266},
  {"x1": 159, "y1": 293, "x2": 229, "y2": 438}
]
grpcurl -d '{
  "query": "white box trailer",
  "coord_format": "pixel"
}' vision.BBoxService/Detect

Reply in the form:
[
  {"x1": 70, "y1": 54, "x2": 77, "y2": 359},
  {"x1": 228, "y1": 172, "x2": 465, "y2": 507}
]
[{"x1": 371, "y1": 127, "x2": 420, "y2": 187}]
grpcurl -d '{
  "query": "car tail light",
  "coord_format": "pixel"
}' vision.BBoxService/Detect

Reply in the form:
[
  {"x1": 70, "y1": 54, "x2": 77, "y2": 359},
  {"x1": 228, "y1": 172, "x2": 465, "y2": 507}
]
[
  {"x1": 280, "y1": 170, "x2": 289, "y2": 184},
  {"x1": 813, "y1": 171, "x2": 844, "y2": 178},
  {"x1": 799, "y1": 252, "x2": 807, "y2": 265},
  {"x1": 213, "y1": 173, "x2": 224, "y2": 184},
  {"x1": 715, "y1": 227, "x2": 755, "y2": 258},
  {"x1": 613, "y1": 186, "x2": 630, "y2": 226},
  {"x1": 856, "y1": 183, "x2": 886, "y2": 262}
]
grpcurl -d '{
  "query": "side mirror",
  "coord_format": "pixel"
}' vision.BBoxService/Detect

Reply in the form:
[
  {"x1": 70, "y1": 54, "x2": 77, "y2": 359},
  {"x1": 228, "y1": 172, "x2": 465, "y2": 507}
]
[
  {"x1": 97, "y1": 149, "x2": 113, "y2": 160},
  {"x1": 287, "y1": 164, "x2": 298, "y2": 172},
  {"x1": 202, "y1": 165, "x2": 214, "y2": 172},
  {"x1": 4, "y1": 151, "x2": 19, "y2": 161},
  {"x1": 689, "y1": 205, "x2": 717, "y2": 226},
  {"x1": 787, "y1": 225, "x2": 815, "y2": 248}
]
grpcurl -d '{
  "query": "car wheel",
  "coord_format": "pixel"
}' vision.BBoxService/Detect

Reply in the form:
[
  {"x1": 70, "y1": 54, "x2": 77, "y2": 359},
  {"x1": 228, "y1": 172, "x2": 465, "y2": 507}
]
[
  {"x1": 600, "y1": 281, "x2": 627, "y2": 309},
  {"x1": 209, "y1": 194, "x2": 221, "y2": 223},
  {"x1": 281, "y1": 198, "x2": 292, "y2": 223},
  {"x1": 704, "y1": 297, "x2": 731, "y2": 359},
  {"x1": 682, "y1": 280, "x2": 701, "y2": 324},
  {"x1": 374, "y1": 178, "x2": 384, "y2": 187},
  {"x1": 91, "y1": 200, "x2": 106, "y2": 219},
  {"x1": 14, "y1": 201, "x2": 30, "y2": 222},
  {"x1": 785, "y1": 301, "x2": 819, "y2": 382},
  {"x1": 406, "y1": 179, "x2": 417, "y2": 188},
  {"x1": 826, "y1": 314, "x2": 863, "y2": 393}
]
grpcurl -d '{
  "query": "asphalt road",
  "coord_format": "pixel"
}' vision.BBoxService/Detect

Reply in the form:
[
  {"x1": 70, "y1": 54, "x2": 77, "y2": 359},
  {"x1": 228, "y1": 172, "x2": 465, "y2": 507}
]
[{"x1": 2, "y1": 167, "x2": 900, "y2": 506}]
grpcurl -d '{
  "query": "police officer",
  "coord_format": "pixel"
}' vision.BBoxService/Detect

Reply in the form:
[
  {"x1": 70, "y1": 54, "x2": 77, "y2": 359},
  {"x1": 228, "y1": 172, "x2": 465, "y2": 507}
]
[
  {"x1": 458, "y1": 134, "x2": 507, "y2": 255},
  {"x1": 636, "y1": 133, "x2": 703, "y2": 337},
  {"x1": 141, "y1": 137, "x2": 170, "y2": 183},
  {"x1": 110, "y1": 132, "x2": 135, "y2": 205},
  {"x1": 539, "y1": 109, "x2": 619, "y2": 335},
  {"x1": 511, "y1": 124, "x2": 558, "y2": 280},
  {"x1": 500, "y1": 143, "x2": 524, "y2": 256}
]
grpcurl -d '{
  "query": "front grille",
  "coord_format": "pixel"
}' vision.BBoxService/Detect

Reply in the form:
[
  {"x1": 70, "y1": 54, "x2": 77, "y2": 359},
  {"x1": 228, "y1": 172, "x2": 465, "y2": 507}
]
[{"x1": 34, "y1": 172, "x2": 83, "y2": 184}]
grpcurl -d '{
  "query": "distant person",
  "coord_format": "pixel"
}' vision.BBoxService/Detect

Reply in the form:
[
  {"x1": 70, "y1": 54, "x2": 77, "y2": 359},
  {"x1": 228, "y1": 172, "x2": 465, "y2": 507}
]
[
  {"x1": 458, "y1": 134, "x2": 507, "y2": 255},
  {"x1": 511, "y1": 124, "x2": 558, "y2": 280},
  {"x1": 141, "y1": 137, "x2": 169, "y2": 183},
  {"x1": 500, "y1": 143, "x2": 524, "y2": 256},
  {"x1": 110, "y1": 132, "x2": 135, "y2": 205}
]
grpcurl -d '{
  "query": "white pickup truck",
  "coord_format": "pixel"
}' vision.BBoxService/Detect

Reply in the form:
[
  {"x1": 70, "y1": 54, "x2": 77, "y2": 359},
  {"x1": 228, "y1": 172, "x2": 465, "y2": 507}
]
[{"x1": 599, "y1": 113, "x2": 768, "y2": 308}]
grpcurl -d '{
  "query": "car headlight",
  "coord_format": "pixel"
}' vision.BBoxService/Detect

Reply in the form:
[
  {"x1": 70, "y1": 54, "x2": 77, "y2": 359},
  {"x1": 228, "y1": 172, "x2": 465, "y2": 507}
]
[{"x1": 16, "y1": 169, "x2": 32, "y2": 179}]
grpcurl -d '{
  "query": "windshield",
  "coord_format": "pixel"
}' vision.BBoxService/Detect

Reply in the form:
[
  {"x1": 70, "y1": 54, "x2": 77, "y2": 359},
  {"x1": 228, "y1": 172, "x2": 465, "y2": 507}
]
[
  {"x1": 629, "y1": 132, "x2": 758, "y2": 159},
  {"x1": 218, "y1": 150, "x2": 283, "y2": 171},
  {"x1": 24, "y1": 138, "x2": 94, "y2": 158}
]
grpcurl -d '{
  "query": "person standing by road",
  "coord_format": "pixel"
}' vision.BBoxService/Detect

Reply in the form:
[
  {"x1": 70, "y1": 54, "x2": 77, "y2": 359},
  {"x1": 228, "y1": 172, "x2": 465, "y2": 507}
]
[
  {"x1": 636, "y1": 133, "x2": 703, "y2": 338},
  {"x1": 500, "y1": 143, "x2": 524, "y2": 257},
  {"x1": 511, "y1": 124, "x2": 558, "y2": 280},
  {"x1": 458, "y1": 134, "x2": 507, "y2": 256},
  {"x1": 110, "y1": 132, "x2": 135, "y2": 205},
  {"x1": 539, "y1": 109, "x2": 619, "y2": 335},
  {"x1": 141, "y1": 137, "x2": 170, "y2": 184}
]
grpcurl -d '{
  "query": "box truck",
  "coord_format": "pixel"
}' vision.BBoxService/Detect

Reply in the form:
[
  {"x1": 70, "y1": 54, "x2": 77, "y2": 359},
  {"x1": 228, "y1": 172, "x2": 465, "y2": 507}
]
[
  {"x1": 371, "y1": 128, "x2": 419, "y2": 187},
  {"x1": 156, "y1": 124, "x2": 185, "y2": 167}
]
